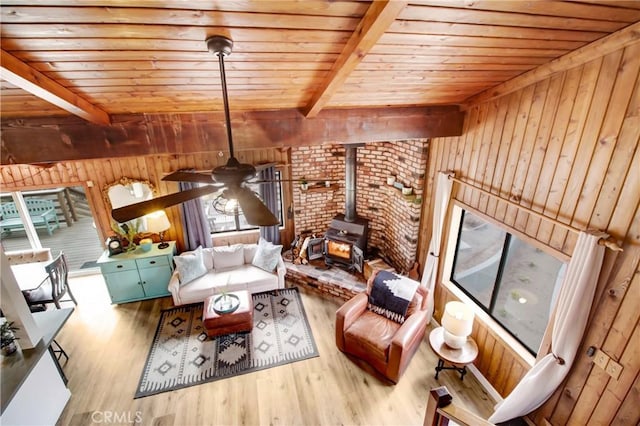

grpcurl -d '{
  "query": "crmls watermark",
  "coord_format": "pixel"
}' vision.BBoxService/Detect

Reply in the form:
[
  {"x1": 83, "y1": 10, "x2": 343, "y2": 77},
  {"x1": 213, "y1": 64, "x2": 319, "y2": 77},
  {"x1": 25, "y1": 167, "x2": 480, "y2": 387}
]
[{"x1": 91, "y1": 411, "x2": 143, "y2": 424}]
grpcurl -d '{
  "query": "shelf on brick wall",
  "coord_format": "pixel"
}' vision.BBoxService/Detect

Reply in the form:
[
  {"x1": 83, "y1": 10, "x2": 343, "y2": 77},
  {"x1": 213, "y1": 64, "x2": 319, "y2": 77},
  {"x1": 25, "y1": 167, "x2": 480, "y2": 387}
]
[
  {"x1": 302, "y1": 183, "x2": 339, "y2": 193},
  {"x1": 384, "y1": 184, "x2": 422, "y2": 205}
]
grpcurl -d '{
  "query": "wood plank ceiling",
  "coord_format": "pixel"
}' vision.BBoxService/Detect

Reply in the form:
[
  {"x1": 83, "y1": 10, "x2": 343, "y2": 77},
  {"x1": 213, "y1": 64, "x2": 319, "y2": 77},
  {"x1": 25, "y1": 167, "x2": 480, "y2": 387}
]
[{"x1": 1, "y1": 1, "x2": 640, "y2": 124}]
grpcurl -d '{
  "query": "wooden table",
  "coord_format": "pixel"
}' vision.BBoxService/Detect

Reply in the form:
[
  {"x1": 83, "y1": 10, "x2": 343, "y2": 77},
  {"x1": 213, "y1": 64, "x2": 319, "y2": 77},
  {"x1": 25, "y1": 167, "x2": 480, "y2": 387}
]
[{"x1": 428, "y1": 326, "x2": 478, "y2": 381}]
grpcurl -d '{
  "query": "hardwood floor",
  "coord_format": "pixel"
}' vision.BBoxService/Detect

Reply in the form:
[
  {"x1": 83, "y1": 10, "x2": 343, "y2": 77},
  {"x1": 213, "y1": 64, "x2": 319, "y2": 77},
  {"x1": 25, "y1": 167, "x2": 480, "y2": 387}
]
[{"x1": 56, "y1": 274, "x2": 497, "y2": 426}]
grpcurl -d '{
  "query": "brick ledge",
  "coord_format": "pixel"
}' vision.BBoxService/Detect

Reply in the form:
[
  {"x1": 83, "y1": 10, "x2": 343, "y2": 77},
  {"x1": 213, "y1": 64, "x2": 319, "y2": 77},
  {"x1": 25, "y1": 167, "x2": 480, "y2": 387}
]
[{"x1": 285, "y1": 261, "x2": 366, "y2": 302}]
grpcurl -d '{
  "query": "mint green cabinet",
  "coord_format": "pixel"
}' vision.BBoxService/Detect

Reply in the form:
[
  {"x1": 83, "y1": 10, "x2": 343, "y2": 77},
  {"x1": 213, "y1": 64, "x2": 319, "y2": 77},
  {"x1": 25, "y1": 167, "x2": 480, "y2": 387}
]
[{"x1": 96, "y1": 242, "x2": 176, "y2": 304}]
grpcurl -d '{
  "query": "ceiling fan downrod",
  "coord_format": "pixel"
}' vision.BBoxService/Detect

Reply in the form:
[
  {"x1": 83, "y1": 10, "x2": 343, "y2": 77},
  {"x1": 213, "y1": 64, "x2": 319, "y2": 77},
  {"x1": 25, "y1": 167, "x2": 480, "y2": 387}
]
[{"x1": 206, "y1": 35, "x2": 236, "y2": 161}]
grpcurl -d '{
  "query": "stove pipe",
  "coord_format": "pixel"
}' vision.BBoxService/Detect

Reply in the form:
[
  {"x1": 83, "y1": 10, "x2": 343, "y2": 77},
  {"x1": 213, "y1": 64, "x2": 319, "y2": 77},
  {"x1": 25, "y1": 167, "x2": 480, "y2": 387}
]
[{"x1": 344, "y1": 144, "x2": 358, "y2": 222}]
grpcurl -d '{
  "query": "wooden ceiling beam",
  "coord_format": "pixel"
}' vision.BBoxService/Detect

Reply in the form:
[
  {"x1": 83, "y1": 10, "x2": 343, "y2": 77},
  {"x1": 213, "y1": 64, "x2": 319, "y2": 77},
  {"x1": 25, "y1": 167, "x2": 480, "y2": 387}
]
[
  {"x1": 0, "y1": 49, "x2": 110, "y2": 125},
  {"x1": 0, "y1": 106, "x2": 463, "y2": 165},
  {"x1": 303, "y1": 0, "x2": 408, "y2": 118}
]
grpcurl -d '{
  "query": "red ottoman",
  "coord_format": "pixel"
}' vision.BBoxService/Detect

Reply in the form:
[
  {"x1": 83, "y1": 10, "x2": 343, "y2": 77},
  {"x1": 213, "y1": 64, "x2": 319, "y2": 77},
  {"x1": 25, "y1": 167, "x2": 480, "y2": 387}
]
[{"x1": 202, "y1": 290, "x2": 253, "y2": 338}]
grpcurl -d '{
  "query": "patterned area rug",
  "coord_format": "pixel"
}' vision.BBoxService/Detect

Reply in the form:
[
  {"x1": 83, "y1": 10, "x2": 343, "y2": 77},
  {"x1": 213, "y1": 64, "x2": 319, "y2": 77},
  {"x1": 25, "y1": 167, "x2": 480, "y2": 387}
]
[{"x1": 135, "y1": 288, "x2": 318, "y2": 398}]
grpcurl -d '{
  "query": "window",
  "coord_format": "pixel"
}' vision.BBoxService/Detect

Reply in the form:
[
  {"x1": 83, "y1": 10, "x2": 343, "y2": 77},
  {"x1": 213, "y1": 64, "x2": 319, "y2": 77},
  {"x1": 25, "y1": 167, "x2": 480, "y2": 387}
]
[
  {"x1": 450, "y1": 210, "x2": 566, "y2": 355},
  {"x1": 200, "y1": 171, "x2": 284, "y2": 234}
]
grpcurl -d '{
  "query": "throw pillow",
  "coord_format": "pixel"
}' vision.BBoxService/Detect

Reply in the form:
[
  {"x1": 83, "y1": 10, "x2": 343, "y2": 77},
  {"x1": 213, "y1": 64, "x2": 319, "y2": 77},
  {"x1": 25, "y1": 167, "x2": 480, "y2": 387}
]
[
  {"x1": 252, "y1": 238, "x2": 283, "y2": 272},
  {"x1": 181, "y1": 246, "x2": 214, "y2": 270},
  {"x1": 174, "y1": 246, "x2": 208, "y2": 285},
  {"x1": 212, "y1": 244, "x2": 244, "y2": 270}
]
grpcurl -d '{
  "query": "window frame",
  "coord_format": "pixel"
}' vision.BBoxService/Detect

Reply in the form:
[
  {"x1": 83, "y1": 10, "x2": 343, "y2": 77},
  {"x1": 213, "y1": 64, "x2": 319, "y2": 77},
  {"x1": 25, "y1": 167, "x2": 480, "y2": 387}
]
[
  {"x1": 202, "y1": 170, "x2": 286, "y2": 235},
  {"x1": 441, "y1": 202, "x2": 569, "y2": 366}
]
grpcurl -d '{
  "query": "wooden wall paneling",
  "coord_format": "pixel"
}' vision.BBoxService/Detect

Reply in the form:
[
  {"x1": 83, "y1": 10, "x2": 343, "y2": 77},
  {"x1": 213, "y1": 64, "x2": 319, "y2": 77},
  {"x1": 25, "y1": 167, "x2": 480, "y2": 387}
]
[
  {"x1": 551, "y1": 50, "x2": 623, "y2": 253},
  {"x1": 486, "y1": 340, "x2": 505, "y2": 389},
  {"x1": 445, "y1": 132, "x2": 459, "y2": 174},
  {"x1": 600, "y1": 316, "x2": 640, "y2": 425},
  {"x1": 503, "y1": 362, "x2": 525, "y2": 397},
  {"x1": 591, "y1": 75, "x2": 640, "y2": 236},
  {"x1": 609, "y1": 352, "x2": 640, "y2": 425},
  {"x1": 477, "y1": 98, "x2": 508, "y2": 214},
  {"x1": 460, "y1": 102, "x2": 486, "y2": 206},
  {"x1": 84, "y1": 160, "x2": 105, "y2": 243},
  {"x1": 513, "y1": 73, "x2": 564, "y2": 233},
  {"x1": 484, "y1": 91, "x2": 521, "y2": 219},
  {"x1": 467, "y1": 101, "x2": 494, "y2": 209},
  {"x1": 504, "y1": 78, "x2": 550, "y2": 230},
  {"x1": 423, "y1": 37, "x2": 639, "y2": 422},
  {"x1": 492, "y1": 343, "x2": 515, "y2": 396},
  {"x1": 456, "y1": 105, "x2": 479, "y2": 203},
  {"x1": 477, "y1": 330, "x2": 496, "y2": 376},
  {"x1": 493, "y1": 85, "x2": 534, "y2": 224},
  {"x1": 570, "y1": 44, "x2": 640, "y2": 233},
  {"x1": 461, "y1": 107, "x2": 485, "y2": 206},
  {"x1": 536, "y1": 59, "x2": 601, "y2": 247},
  {"x1": 577, "y1": 266, "x2": 640, "y2": 425},
  {"x1": 524, "y1": 67, "x2": 581, "y2": 237},
  {"x1": 607, "y1": 147, "x2": 640, "y2": 243}
]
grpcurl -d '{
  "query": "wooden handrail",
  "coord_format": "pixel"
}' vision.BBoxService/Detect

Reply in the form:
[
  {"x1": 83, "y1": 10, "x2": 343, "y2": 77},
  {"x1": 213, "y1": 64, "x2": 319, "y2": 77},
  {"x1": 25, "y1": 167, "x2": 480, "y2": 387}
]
[{"x1": 424, "y1": 386, "x2": 494, "y2": 426}]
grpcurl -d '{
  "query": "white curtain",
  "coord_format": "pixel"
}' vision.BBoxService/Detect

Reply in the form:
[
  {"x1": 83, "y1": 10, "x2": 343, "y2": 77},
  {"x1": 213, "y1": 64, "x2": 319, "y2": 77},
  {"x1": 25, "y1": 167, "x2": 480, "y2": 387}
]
[
  {"x1": 420, "y1": 171, "x2": 454, "y2": 319},
  {"x1": 489, "y1": 230, "x2": 607, "y2": 423}
]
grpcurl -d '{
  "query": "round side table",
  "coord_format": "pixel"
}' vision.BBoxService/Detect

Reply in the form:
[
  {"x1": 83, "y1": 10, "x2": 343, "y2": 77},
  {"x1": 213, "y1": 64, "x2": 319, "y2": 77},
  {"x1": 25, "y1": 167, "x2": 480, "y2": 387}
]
[{"x1": 428, "y1": 326, "x2": 478, "y2": 381}]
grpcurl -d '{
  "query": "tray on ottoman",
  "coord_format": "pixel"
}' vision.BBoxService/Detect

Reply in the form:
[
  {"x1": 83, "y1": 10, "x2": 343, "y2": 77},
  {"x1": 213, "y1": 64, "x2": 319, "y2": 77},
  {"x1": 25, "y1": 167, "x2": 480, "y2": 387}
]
[{"x1": 203, "y1": 290, "x2": 253, "y2": 338}]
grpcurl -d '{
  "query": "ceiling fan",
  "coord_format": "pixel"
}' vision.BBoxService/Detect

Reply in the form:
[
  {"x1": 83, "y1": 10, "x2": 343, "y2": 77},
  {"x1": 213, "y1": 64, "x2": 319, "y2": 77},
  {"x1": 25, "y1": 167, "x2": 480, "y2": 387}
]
[{"x1": 111, "y1": 35, "x2": 281, "y2": 226}]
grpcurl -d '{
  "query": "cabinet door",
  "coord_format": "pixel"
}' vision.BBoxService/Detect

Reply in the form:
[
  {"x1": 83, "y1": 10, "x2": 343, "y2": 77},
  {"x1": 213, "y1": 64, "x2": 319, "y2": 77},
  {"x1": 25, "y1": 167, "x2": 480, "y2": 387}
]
[
  {"x1": 139, "y1": 266, "x2": 172, "y2": 298},
  {"x1": 103, "y1": 270, "x2": 145, "y2": 303}
]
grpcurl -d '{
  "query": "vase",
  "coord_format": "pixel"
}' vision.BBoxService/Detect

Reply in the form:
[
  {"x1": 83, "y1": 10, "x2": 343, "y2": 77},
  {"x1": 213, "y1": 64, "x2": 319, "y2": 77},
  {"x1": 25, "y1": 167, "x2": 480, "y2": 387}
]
[
  {"x1": 1, "y1": 341, "x2": 18, "y2": 356},
  {"x1": 387, "y1": 176, "x2": 396, "y2": 185}
]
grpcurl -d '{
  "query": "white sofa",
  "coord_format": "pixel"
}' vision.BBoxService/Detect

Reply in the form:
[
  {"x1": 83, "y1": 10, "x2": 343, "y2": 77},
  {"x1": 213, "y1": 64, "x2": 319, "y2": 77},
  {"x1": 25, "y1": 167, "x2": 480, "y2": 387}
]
[{"x1": 168, "y1": 243, "x2": 286, "y2": 306}]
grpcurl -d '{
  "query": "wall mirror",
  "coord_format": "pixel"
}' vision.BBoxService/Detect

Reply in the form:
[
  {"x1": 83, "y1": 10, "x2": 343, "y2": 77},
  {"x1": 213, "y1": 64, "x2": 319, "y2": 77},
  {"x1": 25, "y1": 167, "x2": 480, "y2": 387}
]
[{"x1": 103, "y1": 177, "x2": 155, "y2": 229}]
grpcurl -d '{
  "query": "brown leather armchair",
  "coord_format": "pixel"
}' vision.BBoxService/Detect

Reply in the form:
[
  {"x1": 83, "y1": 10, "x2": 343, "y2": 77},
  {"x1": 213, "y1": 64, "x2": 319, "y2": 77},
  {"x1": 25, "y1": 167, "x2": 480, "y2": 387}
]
[{"x1": 336, "y1": 272, "x2": 429, "y2": 383}]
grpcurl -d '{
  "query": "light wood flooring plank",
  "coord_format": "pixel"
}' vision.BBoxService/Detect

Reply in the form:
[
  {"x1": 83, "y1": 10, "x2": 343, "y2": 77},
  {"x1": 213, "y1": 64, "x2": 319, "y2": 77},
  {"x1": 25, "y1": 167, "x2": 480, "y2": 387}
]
[{"x1": 55, "y1": 274, "x2": 497, "y2": 426}]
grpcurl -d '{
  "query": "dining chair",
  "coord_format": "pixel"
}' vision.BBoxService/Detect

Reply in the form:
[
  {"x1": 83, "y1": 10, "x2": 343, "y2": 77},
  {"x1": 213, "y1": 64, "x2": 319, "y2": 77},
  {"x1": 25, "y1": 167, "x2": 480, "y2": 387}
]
[{"x1": 22, "y1": 252, "x2": 78, "y2": 311}]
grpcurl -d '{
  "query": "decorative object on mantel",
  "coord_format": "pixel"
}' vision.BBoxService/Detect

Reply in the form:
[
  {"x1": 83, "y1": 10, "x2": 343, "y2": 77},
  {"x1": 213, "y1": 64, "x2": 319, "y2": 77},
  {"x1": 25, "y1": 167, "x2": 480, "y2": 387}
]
[
  {"x1": 1, "y1": 320, "x2": 20, "y2": 356},
  {"x1": 139, "y1": 237, "x2": 153, "y2": 252},
  {"x1": 402, "y1": 186, "x2": 413, "y2": 196},
  {"x1": 387, "y1": 175, "x2": 396, "y2": 186},
  {"x1": 135, "y1": 288, "x2": 318, "y2": 398},
  {"x1": 392, "y1": 181, "x2": 404, "y2": 190},
  {"x1": 299, "y1": 177, "x2": 308, "y2": 191}
]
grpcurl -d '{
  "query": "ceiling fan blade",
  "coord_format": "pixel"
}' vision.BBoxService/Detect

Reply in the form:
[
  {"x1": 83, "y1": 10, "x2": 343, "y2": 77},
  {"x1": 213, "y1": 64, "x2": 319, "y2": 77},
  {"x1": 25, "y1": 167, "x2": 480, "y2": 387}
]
[
  {"x1": 235, "y1": 187, "x2": 279, "y2": 226},
  {"x1": 162, "y1": 170, "x2": 215, "y2": 184},
  {"x1": 254, "y1": 162, "x2": 278, "y2": 173},
  {"x1": 111, "y1": 186, "x2": 219, "y2": 223}
]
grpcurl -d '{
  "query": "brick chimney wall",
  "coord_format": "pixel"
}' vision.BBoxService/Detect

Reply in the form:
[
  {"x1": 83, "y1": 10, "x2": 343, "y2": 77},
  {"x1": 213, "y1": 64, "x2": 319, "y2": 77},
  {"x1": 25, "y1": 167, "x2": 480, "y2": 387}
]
[{"x1": 291, "y1": 139, "x2": 428, "y2": 271}]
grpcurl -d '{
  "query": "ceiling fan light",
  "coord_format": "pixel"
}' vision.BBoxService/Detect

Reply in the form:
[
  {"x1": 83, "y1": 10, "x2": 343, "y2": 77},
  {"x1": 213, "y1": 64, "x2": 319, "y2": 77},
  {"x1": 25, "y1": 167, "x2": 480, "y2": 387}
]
[{"x1": 212, "y1": 195, "x2": 238, "y2": 216}]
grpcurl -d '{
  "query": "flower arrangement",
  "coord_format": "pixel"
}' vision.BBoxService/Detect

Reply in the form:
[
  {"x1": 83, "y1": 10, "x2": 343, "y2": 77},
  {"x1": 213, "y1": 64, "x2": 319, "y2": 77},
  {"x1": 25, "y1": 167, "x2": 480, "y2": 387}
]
[{"x1": 111, "y1": 218, "x2": 142, "y2": 251}]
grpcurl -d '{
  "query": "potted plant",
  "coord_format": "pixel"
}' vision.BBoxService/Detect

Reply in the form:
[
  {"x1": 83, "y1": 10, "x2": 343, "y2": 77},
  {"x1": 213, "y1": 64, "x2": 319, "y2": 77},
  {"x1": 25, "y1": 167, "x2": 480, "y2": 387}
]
[
  {"x1": 1, "y1": 321, "x2": 19, "y2": 356},
  {"x1": 299, "y1": 177, "x2": 309, "y2": 191}
]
